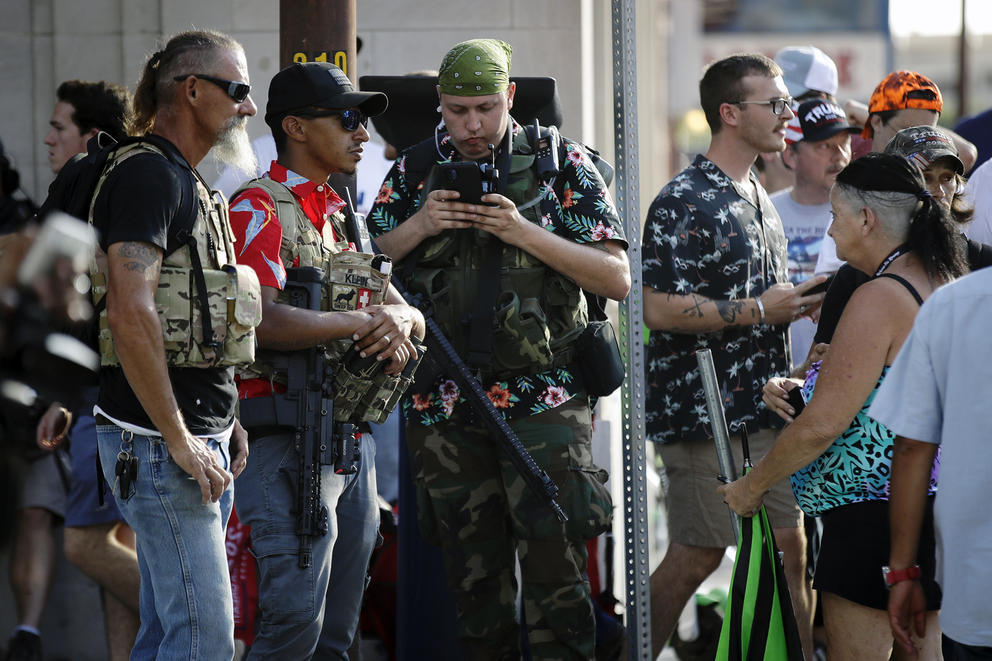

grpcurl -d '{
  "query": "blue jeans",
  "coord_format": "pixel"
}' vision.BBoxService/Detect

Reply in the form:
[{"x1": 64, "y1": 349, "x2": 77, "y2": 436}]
[
  {"x1": 235, "y1": 429, "x2": 379, "y2": 660},
  {"x1": 96, "y1": 424, "x2": 235, "y2": 661}
]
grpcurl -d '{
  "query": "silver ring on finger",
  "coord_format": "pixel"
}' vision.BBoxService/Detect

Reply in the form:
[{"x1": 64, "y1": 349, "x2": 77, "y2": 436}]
[
  {"x1": 383, "y1": 335, "x2": 390, "y2": 344},
  {"x1": 799, "y1": 304, "x2": 807, "y2": 314}
]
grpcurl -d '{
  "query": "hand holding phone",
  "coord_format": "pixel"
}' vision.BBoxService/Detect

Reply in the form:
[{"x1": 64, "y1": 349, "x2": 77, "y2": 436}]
[
  {"x1": 436, "y1": 161, "x2": 499, "y2": 207},
  {"x1": 785, "y1": 386, "x2": 806, "y2": 416}
]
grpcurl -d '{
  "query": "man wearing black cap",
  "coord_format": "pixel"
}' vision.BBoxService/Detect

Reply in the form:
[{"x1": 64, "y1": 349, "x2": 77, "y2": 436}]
[
  {"x1": 229, "y1": 61, "x2": 424, "y2": 660},
  {"x1": 771, "y1": 98, "x2": 859, "y2": 367}
]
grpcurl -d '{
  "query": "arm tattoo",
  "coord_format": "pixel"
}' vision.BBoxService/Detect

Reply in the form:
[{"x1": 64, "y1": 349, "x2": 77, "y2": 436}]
[
  {"x1": 115, "y1": 242, "x2": 162, "y2": 274},
  {"x1": 681, "y1": 295, "x2": 706, "y2": 319},
  {"x1": 715, "y1": 300, "x2": 748, "y2": 325}
]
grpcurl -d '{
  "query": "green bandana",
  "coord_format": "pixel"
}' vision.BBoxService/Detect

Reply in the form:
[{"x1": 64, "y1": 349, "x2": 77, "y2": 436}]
[{"x1": 437, "y1": 39, "x2": 512, "y2": 96}]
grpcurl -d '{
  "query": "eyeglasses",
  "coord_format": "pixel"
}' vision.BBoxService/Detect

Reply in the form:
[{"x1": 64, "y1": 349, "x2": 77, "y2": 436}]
[
  {"x1": 735, "y1": 97, "x2": 794, "y2": 116},
  {"x1": 294, "y1": 108, "x2": 369, "y2": 132},
  {"x1": 173, "y1": 74, "x2": 251, "y2": 103}
]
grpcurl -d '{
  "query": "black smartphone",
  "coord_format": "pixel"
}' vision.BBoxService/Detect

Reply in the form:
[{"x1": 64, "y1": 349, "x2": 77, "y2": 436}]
[
  {"x1": 805, "y1": 273, "x2": 835, "y2": 296},
  {"x1": 785, "y1": 387, "x2": 806, "y2": 415},
  {"x1": 437, "y1": 162, "x2": 487, "y2": 205}
]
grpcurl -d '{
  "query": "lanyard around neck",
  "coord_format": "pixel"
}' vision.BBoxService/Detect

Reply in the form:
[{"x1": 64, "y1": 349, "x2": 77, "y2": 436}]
[{"x1": 874, "y1": 244, "x2": 910, "y2": 277}]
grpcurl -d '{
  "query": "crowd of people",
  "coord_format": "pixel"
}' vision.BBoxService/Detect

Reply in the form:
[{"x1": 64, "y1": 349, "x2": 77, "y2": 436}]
[
  {"x1": 1, "y1": 23, "x2": 991, "y2": 661},
  {"x1": 650, "y1": 48, "x2": 992, "y2": 661}
]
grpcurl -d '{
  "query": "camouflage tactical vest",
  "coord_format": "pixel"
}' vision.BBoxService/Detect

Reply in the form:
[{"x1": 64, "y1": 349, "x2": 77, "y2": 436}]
[
  {"x1": 89, "y1": 142, "x2": 262, "y2": 369},
  {"x1": 233, "y1": 177, "x2": 408, "y2": 424},
  {"x1": 407, "y1": 129, "x2": 588, "y2": 380}
]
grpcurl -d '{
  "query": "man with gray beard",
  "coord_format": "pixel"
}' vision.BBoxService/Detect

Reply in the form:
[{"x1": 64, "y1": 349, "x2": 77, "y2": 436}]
[
  {"x1": 212, "y1": 112, "x2": 257, "y2": 176},
  {"x1": 88, "y1": 30, "x2": 261, "y2": 660}
]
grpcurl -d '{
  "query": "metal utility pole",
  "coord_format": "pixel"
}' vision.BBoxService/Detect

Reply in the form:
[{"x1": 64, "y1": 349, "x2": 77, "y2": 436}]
[
  {"x1": 279, "y1": 0, "x2": 356, "y2": 74},
  {"x1": 279, "y1": 0, "x2": 358, "y2": 197},
  {"x1": 958, "y1": 0, "x2": 969, "y2": 118},
  {"x1": 611, "y1": 0, "x2": 651, "y2": 658}
]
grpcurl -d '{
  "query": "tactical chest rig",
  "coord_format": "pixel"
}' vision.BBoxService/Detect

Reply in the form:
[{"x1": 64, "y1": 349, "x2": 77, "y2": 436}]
[
  {"x1": 235, "y1": 177, "x2": 415, "y2": 425},
  {"x1": 405, "y1": 127, "x2": 588, "y2": 381},
  {"x1": 88, "y1": 141, "x2": 262, "y2": 369}
]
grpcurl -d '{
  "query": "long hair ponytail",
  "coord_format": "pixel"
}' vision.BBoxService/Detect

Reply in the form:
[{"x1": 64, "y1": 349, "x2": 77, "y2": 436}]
[
  {"x1": 907, "y1": 187, "x2": 967, "y2": 280},
  {"x1": 129, "y1": 51, "x2": 163, "y2": 136},
  {"x1": 127, "y1": 30, "x2": 241, "y2": 136},
  {"x1": 834, "y1": 152, "x2": 967, "y2": 281}
]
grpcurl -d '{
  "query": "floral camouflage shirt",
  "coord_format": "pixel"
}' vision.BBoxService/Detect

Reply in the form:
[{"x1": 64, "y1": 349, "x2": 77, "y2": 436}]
[
  {"x1": 368, "y1": 121, "x2": 626, "y2": 426},
  {"x1": 642, "y1": 154, "x2": 790, "y2": 444}
]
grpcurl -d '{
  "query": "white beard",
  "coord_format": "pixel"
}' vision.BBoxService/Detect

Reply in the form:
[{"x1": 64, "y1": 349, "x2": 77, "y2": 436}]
[{"x1": 211, "y1": 115, "x2": 257, "y2": 175}]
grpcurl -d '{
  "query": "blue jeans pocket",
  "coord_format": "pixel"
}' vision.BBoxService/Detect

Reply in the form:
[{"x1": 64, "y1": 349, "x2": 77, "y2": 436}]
[{"x1": 250, "y1": 532, "x2": 316, "y2": 616}]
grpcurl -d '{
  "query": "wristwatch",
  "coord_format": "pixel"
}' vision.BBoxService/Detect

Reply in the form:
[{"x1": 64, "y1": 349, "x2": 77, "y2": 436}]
[{"x1": 882, "y1": 564, "x2": 921, "y2": 588}]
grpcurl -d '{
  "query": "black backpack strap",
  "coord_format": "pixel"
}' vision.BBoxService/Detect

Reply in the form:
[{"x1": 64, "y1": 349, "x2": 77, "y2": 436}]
[{"x1": 875, "y1": 273, "x2": 924, "y2": 306}]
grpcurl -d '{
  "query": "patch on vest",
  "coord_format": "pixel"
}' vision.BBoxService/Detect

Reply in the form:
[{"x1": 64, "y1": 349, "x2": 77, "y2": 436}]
[
  {"x1": 327, "y1": 252, "x2": 388, "y2": 311},
  {"x1": 331, "y1": 285, "x2": 357, "y2": 310}
]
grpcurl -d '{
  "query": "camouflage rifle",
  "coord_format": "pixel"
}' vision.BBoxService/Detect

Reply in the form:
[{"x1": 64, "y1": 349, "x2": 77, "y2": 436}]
[{"x1": 341, "y1": 192, "x2": 567, "y2": 523}]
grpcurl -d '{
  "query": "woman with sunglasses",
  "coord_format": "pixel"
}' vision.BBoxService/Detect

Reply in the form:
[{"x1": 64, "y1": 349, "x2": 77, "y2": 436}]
[{"x1": 720, "y1": 153, "x2": 966, "y2": 661}]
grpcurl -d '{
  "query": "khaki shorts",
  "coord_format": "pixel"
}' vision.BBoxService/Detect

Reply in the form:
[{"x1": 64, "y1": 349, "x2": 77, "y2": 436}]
[
  {"x1": 19, "y1": 453, "x2": 69, "y2": 518},
  {"x1": 658, "y1": 427, "x2": 801, "y2": 548}
]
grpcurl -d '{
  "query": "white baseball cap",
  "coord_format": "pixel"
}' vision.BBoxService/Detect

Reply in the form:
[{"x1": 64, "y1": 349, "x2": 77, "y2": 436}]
[{"x1": 775, "y1": 46, "x2": 838, "y2": 98}]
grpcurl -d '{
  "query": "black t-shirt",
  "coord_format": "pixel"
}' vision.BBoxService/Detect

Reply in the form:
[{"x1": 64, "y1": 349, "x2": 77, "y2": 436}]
[
  {"x1": 812, "y1": 263, "x2": 868, "y2": 345},
  {"x1": 90, "y1": 137, "x2": 236, "y2": 435},
  {"x1": 814, "y1": 234, "x2": 992, "y2": 345},
  {"x1": 0, "y1": 195, "x2": 36, "y2": 235}
]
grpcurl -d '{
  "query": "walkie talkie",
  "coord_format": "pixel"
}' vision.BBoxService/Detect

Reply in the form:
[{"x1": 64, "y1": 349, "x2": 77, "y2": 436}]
[{"x1": 532, "y1": 118, "x2": 560, "y2": 179}]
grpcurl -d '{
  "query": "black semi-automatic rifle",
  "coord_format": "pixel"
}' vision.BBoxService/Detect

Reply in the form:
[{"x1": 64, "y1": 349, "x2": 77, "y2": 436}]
[
  {"x1": 237, "y1": 266, "x2": 333, "y2": 568},
  {"x1": 284, "y1": 267, "x2": 332, "y2": 568},
  {"x1": 342, "y1": 192, "x2": 567, "y2": 523}
]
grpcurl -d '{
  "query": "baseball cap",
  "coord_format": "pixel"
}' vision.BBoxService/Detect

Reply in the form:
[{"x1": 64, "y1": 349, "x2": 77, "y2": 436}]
[
  {"x1": 884, "y1": 125, "x2": 964, "y2": 175},
  {"x1": 785, "y1": 99, "x2": 859, "y2": 145},
  {"x1": 862, "y1": 70, "x2": 942, "y2": 139},
  {"x1": 775, "y1": 46, "x2": 838, "y2": 99},
  {"x1": 265, "y1": 62, "x2": 388, "y2": 128}
]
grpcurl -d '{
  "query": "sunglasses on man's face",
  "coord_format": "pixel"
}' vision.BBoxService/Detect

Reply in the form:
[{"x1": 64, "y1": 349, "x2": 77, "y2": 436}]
[
  {"x1": 173, "y1": 74, "x2": 251, "y2": 103},
  {"x1": 296, "y1": 108, "x2": 370, "y2": 132}
]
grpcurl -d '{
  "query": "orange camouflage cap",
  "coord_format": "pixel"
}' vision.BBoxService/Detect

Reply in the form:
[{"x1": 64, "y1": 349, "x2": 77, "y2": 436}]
[{"x1": 862, "y1": 70, "x2": 943, "y2": 139}]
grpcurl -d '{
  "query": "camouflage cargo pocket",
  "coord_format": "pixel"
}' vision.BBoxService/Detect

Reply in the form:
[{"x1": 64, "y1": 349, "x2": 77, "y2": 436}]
[
  {"x1": 155, "y1": 266, "x2": 195, "y2": 355},
  {"x1": 544, "y1": 272, "x2": 587, "y2": 354},
  {"x1": 563, "y1": 444, "x2": 613, "y2": 540},
  {"x1": 220, "y1": 264, "x2": 261, "y2": 366},
  {"x1": 491, "y1": 291, "x2": 553, "y2": 375},
  {"x1": 192, "y1": 265, "x2": 260, "y2": 367}
]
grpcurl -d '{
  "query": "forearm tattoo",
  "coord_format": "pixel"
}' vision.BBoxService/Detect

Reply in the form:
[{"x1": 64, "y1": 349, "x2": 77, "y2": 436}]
[
  {"x1": 681, "y1": 294, "x2": 706, "y2": 319},
  {"x1": 715, "y1": 299, "x2": 749, "y2": 325},
  {"x1": 115, "y1": 242, "x2": 162, "y2": 275}
]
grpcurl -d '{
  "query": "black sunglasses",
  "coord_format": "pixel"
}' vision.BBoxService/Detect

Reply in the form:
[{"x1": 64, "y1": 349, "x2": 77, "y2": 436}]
[
  {"x1": 173, "y1": 74, "x2": 251, "y2": 103},
  {"x1": 295, "y1": 108, "x2": 369, "y2": 132}
]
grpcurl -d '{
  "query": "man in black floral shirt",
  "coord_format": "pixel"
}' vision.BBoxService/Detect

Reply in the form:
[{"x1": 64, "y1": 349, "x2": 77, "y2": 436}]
[
  {"x1": 368, "y1": 39, "x2": 630, "y2": 660},
  {"x1": 641, "y1": 53, "x2": 825, "y2": 659}
]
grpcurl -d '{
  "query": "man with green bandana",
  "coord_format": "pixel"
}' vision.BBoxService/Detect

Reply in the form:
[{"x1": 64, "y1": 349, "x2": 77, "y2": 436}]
[{"x1": 369, "y1": 38, "x2": 631, "y2": 659}]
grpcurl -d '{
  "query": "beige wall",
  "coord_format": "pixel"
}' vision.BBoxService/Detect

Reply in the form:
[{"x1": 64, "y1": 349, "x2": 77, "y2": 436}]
[{"x1": 1, "y1": 0, "x2": 669, "y2": 207}]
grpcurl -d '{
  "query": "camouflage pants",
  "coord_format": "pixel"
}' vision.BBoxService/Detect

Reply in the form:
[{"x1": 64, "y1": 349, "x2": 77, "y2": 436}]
[{"x1": 406, "y1": 397, "x2": 612, "y2": 661}]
